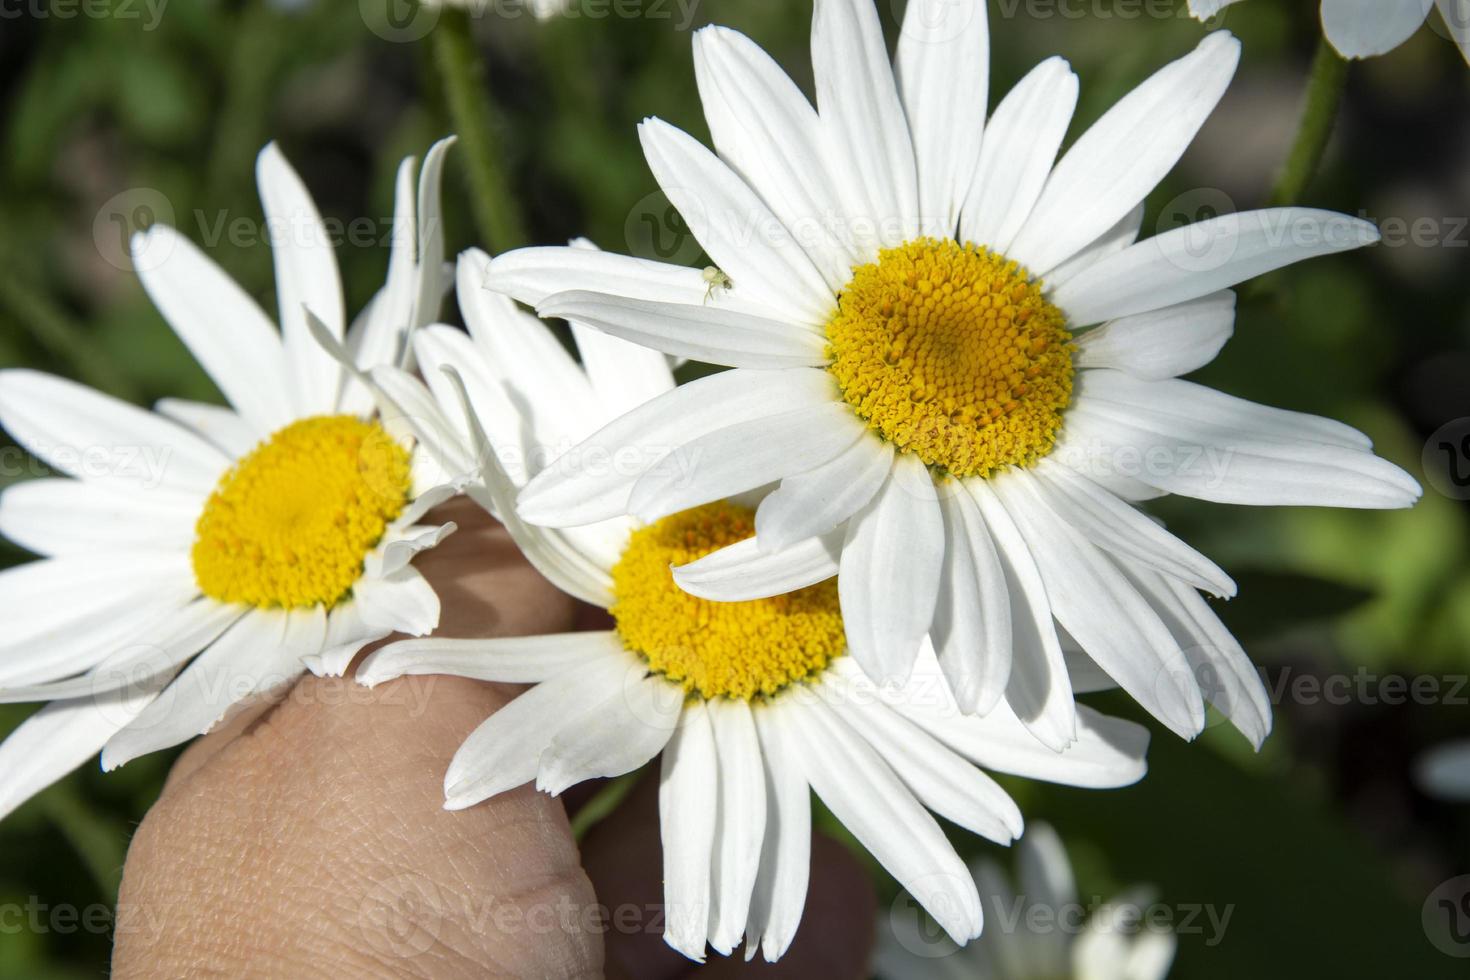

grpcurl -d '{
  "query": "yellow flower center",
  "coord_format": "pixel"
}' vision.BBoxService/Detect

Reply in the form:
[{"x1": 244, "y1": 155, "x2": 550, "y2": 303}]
[
  {"x1": 191, "y1": 415, "x2": 412, "y2": 609},
  {"x1": 826, "y1": 237, "x2": 1074, "y2": 478},
  {"x1": 609, "y1": 502, "x2": 846, "y2": 701}
]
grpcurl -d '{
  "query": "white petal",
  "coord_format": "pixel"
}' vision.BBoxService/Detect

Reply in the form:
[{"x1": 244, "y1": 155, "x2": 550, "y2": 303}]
[
  {"x1": 706, "y1": 700, "x2": 767, "y2": 956},
  {"x1": 834, "y1": 688, "x2": 1022, "y2": 845},
  {"x1": 0, "y1": 370, "x2": 229, "y2": 495},
  {"x1": 377, "y1": 521, "x2": 456, "y2": 578},
  {"x1": 1053, "y1": 208, "x2": 1381, "y2": 327},
  {"x1": 1017, "y1": 826, "x2": 1076, "y2": 980},
  {"x1": 359, "y1": 631, "x2": 616, "y2": 687},
  {"x1": 410, "y1": 326, "x2": 527, "y2": 479},
  {"x1": 99, "y1": 608, "x2": 305, "y2": 769},
  {"x1": 1060, "y1": 369, "x2": 1422, "y2": 507},
  {"x1": 459, "y1": 249, "x2": 598, "y2": 398},
  {"x1": 569, "y1": 321, "x2": 677, "y2": 419},
  {"x1": 0, "y1": 681, "x2": 164, "y2": 821},
  {"x1": 0, "y1": 553, "x2": 193, "y2": 647},
  {"x1": 0, "y1": 599, "x2": 240, "y2": 703},
  {"x1": 628, "y1": 402, "x2": 862, "y2": 523},
  {"x1": 443, "y1": 652, "x2": 629, "y2": 808},
  {"x1": 1116, "y1": 560, "x2": 1272, "y2": 749},
  {"x1": 754, "y1": 431, "x2": 892, "y2": 552},
  {"x1": 537, "y1": 671, "x2": 682, "y2": 797},
  {"x1": 965, "y1": 481, "x2": 1076, "y2": 750},
  {"x1": 1188, "y1": 0, "x2": 1245, "y2": 17},
  {"x1": 154, "y1": 398, "x2": 259, "y2": 458},
  {"x1": 409, "y1": 138, "x2": 454, "y2": 339},
  {"x1": 895, "y1": 690, "x2": 1150, "y2": 790},
  {"x1": 839, "y1": 453, "x2": 944, "y2": 684},
  {"x1": 673, "y1": 531, "x2": 841, "y2": 601},
  {"x1": 353, "y1": 564, "x2": 440, "y2": 637},
  {"x1": 785, "y1": 696, "x2": 981, "y2": 944},
  {"x1": 341, "y1": 138, "x2": 455, "y2": 412},
  {"x1": 990, "y1": 471, "x2": 1207, "y2": 741},
  {"x1": 692, "y1": 26, "x2": 861, "y2": 287},
  {"x1": 305, "y1": 600, "x2": 392, "y2": 677},
  {"x1": 1019, "y1": 823, "x2": 1077, "y2": 910},
  {"x1": 746, "y1": 707, "x2": 811, "y2": 963},
  {"x1": 1076, "y1": 366, "x2": 1372, "y2": 449},
  {"x1": 896, "y1": 0, "x2": 989, "y2": 236},
  {"x1": 538, "y1": 291, "x2": 827, "y2": 371},
  {"x1": 0, "y1": 583, "x2": 194, "y2": 688},
  {"x1": 346, "y1": 155, "x2": 418, "y2": 386},
  {"x1": 959, "y1": 57, "x2": 1078, "y2": 253},
  {"x1": 256, "y1": 142, "x2": 345, "y2": 416},
  {"x1": 1009, "y1": 33, "x2": 1241, "y2": 276},
  {"x1": 0, "y1": 479, "x2": 198, "y2": 557},
  {"x1": 130, "y1": 225, "x2": 292, "y2": 437},
  {"x1": 1321, "y1": 0, "x2": 1432, "y2": 58},
  {"x1": 517, "y1": 368, "x2": 838, "y2": 526},
  {"x1": 811, "y1": 0, "x2": 920, "y2": 250},
  {"x1": 660, "y1": 700, "x2": 719, "y2": 962},
  {"x1": 1043, "y1": 203, "x2": 1145, "y2": 290},
  {"x1": 1031, "y1": 457, "x2": 1236, "y2": 597},
  {"x1": 1074, "y1": 291, "x2": 1236, "y2": 380},
  {"x1": 639, "y1": 117, "x2": 835, "y2": 324},
  {"x1": 487, "y1": 244, "x2": 782, "y2": 315},
  {"x1": 933, "y1": 485, "x2": 1013, "y2": 715},
  {"x1": 369, "y1": 365, "x2": 476, "y2": 483}
]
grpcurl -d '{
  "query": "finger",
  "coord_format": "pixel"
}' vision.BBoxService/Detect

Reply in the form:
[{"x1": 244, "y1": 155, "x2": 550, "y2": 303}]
[
  {"x1": 116, "y1": 673, "x2": 603, "y2": 979},
  {"x1": 579, "y1": 770, "x2": 877, "y2": 979}
]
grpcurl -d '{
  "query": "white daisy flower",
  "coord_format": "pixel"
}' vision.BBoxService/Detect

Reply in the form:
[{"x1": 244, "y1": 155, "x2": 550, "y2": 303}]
[
  {"x1": 482, "y1": 0, "x2": 1421, "y2": 751},
  {"x1": 876, "y1": 823, "x2": 1176, "y2": 980},
  {"x1": 1191, "y1": 0, "x2": 1470, "y2": 63},
  {"x1": 358, "y1": 249, "x2": 1152, "y2": 963},
  {"x1": 0, "y1": 138, "x2": 459, "y2": 821}
]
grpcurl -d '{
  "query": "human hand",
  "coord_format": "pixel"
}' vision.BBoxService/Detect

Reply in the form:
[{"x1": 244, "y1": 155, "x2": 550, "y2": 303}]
[{"x1": 110, "y1": 498, "x2": 876, "y2": 978}]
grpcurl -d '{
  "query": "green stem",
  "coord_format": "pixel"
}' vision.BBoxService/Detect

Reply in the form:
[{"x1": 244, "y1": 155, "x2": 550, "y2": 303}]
[
  {"x1": 431, "y1": 10, "x2": 528, "y2": 252},
  {"x1": 568, "y1": 771, "x2": 642, "y2": 841},
  {"x1": 1269, "y1": 38, "x2": 1349, "y2": 207}
]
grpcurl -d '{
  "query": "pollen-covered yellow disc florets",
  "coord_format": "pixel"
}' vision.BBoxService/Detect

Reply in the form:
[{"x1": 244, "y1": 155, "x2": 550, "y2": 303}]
[
  {"x1": 826, "y1": 237, "x2": 1074, "y2": 478},
  {"x1": 192, "y1": 415, "x2": 412, "y2": 609},
  {"x1": 609, "y1": 502, "x2": 845, "y2": 701}
]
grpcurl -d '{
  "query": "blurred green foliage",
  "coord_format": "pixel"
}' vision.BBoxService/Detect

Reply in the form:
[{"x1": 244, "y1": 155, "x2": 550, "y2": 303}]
[{"x1": 0, "y1": 0, "x2": 1468, "y2": 975}]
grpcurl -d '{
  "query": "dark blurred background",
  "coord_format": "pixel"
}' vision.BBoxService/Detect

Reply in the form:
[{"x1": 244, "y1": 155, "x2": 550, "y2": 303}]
[{"x1": 0, "y1": 0, "x2": 1468, "y2": 975}]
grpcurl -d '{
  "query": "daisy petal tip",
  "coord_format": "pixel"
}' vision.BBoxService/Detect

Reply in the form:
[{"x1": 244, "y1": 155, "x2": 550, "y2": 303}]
[
  {"x1": 662, "y1": 932, "x2": 708, "y2": 964},
  {"x1": 442, "y1": 789, "x2": 479, "y2": 812}
]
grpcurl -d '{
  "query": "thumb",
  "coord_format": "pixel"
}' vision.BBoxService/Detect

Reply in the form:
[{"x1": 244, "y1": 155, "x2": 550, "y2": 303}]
[{"x1": 114, "y1": 673, "x2": 602, "y2": 979}]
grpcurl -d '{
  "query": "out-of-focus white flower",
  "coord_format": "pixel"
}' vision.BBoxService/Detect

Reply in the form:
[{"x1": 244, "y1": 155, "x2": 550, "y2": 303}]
[
  {"x1": 1190, "y1": 0, "x2": 1470, "y2": 63},
  {"x1": 875, "y1": 823, "x2": 1177, "y2": 980}
]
